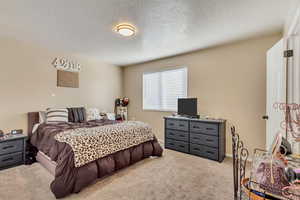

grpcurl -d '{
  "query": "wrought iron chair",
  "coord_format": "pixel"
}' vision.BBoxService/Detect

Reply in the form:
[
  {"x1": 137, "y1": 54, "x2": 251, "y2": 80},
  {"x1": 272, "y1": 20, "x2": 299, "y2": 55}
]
[{"x1": 231, "y1": 126, "x2": 249, "y2": 200}]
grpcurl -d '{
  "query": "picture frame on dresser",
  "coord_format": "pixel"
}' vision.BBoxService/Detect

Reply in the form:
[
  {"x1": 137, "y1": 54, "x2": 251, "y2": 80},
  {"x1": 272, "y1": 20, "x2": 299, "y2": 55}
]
[
  {"x1": 164, "y1": 116, "x2": 226, "y2": 162},
  {"x1": 0, "y1": 134, "x2": 27, "y2": 170}
]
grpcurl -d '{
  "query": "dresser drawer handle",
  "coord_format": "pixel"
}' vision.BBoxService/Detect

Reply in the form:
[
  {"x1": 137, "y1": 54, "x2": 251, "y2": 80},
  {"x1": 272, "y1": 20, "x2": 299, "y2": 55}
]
[
  {"x1": 194, "y1": 148, "x2": 200, "y2": 151},
  {"x1": 169, "y1": 123, "x2": 174, "y2": 126},
  {"x1": 193, "y1": 137, "x2": 199, "y2": 140},
  {"x1": 179, "y1": 134, "x2": 185, "y2": 137},
  {"x1": 206, "y1": 128, "x2": 215, "y2": 130},
  {"x1": 179, "y1": 124, "x2": 185, "y2": 127},
  {"x1": 179, "y1": 145, "x2": 185, "y2": 148},
  {"x1": 2, "y1": 145, "x2": 14, "y2": 150},
  {"x1": 206, "y1": 151, "x2": 215, "y2": 155},
  {"x1": 206, "y1": 139, "x2": 214, "y2": 142},
  {"x1": 2, "y1": 157, "x2": 14, "y2": 162},
  {"x1": 193, "y1": 126, "x2": 200, "y2": 129},
  {"x1": 169, "y1": 143, "x2": 174, "y2": 145},
  {"x1": 169, "y1": 132, "x2": 174, "y2": 135}
]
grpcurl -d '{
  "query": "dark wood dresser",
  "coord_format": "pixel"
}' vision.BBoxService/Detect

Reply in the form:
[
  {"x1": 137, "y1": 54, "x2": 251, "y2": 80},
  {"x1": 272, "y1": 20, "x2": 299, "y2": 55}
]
[
  {"x1": 164, "y1": 116, "x2": 226, "y2": 162},
  {"x1": 0, "y1": 134, "x2": 27, "y2": 170}
]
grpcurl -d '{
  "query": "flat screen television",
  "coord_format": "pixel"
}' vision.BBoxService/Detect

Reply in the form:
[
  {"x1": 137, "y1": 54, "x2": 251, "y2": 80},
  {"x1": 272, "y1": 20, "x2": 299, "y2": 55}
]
[{"x1": 177, "y1": 98, "x2": 197, "y2": 117}]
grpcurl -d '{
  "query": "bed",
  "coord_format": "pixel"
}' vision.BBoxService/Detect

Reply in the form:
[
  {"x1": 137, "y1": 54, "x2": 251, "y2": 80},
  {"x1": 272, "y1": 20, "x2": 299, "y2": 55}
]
[{"x1": 27, "y1": 112, "x2": 163, "y2": 199}]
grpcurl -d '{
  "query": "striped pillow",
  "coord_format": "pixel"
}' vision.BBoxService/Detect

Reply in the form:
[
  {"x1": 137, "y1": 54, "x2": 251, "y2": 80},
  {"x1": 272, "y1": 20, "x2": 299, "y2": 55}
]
[{"x1": 46, "y1": 108, "x2": 68, "y2": 124}]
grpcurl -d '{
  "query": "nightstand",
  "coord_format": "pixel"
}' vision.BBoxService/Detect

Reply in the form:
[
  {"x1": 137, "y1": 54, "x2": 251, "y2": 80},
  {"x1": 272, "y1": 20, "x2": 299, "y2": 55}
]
[{"x1": 0, "y1": 134, "x2": 27, "y2": 170}]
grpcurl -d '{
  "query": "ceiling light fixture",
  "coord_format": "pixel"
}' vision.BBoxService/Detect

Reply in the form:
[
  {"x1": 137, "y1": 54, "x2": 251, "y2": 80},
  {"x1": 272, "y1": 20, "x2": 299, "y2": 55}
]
[{"x1": 115, "y1": 23, "x2": 136, "y2": 37}]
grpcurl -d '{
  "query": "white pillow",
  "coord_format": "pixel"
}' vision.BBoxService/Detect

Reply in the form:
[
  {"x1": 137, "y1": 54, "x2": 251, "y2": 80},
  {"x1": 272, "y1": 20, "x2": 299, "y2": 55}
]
[
  {"x1": 32, "y1": 123, "x2": 41, "y2": 134},
  {"x1": 86, "y1": 108, "x2": 102, "y2": 121},
  {"x1": 106, "y1": 113, "x2": 115, "y2": 120},
  {"x1": 39, "y1": 111, "x2": 46, "y2": 123}
]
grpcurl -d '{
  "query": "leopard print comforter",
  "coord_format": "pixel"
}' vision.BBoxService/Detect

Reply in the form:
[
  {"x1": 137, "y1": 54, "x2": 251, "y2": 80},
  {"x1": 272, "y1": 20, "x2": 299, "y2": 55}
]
[{"x1": 54, "y1": 121, "x2": 154, "y2": 167}]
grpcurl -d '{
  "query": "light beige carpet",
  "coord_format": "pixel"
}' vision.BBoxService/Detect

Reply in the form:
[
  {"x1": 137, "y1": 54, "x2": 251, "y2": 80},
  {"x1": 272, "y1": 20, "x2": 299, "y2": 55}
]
[{"x1": 0, "y1": 149, "x2": 233, "y2": 200}]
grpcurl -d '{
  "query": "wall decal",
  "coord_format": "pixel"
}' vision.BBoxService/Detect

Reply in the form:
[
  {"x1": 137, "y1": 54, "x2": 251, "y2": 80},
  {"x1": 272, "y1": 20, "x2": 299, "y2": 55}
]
[
  {"x1": 52, "y1": 57, "x2": 81, "y2": 72},
  {"x1": 57, "y1": 70, "x2": 79, "y2": 88}
]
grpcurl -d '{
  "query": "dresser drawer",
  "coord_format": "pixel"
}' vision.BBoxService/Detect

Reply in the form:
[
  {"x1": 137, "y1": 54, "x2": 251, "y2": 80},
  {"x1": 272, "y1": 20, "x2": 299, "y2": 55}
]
[
  {"x1": 0, "y1": 152, "x2": 23, "y2": 168},
  {"x1": 0, "y1": 139, "x2": 23, "y2": 155},
  {"x1": 166, "y1": 119, "x2": 189, "y2": 131},
  {"x1": 190, "y1": 133, "x2": 219, "y2": 148},
  {"x1": 165, "y1": 139, "x2": 189, "y2": 153},
  {"x1": 190, "y1": 143, "x2": 218, "y2": 161},
  {"x1": 190, "y1": 122, "x2": 218, "y2": 136},
  {"x1": 166, "y1": 129, "x2": 188, "y2": 142}
]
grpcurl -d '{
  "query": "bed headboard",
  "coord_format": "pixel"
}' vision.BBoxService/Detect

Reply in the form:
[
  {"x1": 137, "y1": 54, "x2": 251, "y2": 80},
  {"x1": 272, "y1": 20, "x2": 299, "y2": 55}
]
[{"x1": 28, "y1": 112, "x2": 39, "y2": 137}]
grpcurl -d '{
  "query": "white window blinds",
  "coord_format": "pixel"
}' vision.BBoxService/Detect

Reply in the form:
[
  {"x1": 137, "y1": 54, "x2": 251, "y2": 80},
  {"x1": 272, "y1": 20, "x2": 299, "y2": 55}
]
[{"x1": 143, "y1": 67, "x2": 187, "y2": 111}]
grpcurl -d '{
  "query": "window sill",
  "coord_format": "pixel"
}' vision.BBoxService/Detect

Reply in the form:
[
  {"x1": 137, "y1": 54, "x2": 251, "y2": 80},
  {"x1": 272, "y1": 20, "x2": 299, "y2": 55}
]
[{"x1": 143, "y1": 109, "x2": 175, "y2": 112}]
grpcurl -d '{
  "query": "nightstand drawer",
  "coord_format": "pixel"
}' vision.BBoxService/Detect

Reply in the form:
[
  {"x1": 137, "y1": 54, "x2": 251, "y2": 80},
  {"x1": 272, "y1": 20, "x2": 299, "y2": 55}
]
[
  {"x1": 0, "y1": 152, "x2": 23, "y2": 168},
  {"x1": 190, "y1": 122, "x2": 218, "y2": 136},
  {"x1": 166, "y1": 129, "x2": 188, "y2": 142},
  {"x1": 0, "y1": 140, "x2": 23, "y2": 155},
  {"x1": 165, "y1": 139, "x2": 189, "y2": 153},
  {"x1": 190, "y1": 133, "x2": 219, "y2": 148},
  {"x1": 190, "y1": 143, "x2": 218, "y2": 161},
  {"x1": 166, "y1": 119, "x2": 188, "y2": 131}
]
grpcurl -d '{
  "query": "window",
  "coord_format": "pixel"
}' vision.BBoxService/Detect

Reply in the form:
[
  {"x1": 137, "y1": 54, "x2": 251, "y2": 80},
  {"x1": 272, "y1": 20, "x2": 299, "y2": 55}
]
[{"x1": 143, "y1": 67, "x2": 187, "y2": 111}]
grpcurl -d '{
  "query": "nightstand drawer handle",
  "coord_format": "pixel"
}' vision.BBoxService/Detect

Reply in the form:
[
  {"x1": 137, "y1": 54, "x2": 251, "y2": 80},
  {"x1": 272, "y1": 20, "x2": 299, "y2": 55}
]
[
  {"x1": 2, "y1": 157, "x2": 13, "y2": 162},
  {"x1": 179, "y1": 134, "x2": 185, "y2": 137},
  {"x1": 179, "y1": 145, "x2": 185, "y2": 148},
  {"x1": 206, "y1": 139, "x2": 214, "y2": 142},
  {"x1": 2, "y1": 145, "x2": 14, "y2": 150},
  {"x1": 169, "y1": 132, "x2": 174, "y2": 135},
  {"x1": 193, "y1": 137, "x2": 199, "y2": 140},
  {"x1": 169, "y1": 123, "x2": 174, "y2": 126},
  {"x1": 194, "y1": 148, "x2": 200, "y2": 151},
  {"x1": 179, "y1": 124, "x2": 185, "y2": 127},
  {"x1": 169, "y1": 143, "x2": 174, "y2": 145},
  {"x1": 193, "y1": 126, "x2": 200, "y2": 129},
  {"x1": 206, "y1": 128, "x2": 214, "y2": 130}
]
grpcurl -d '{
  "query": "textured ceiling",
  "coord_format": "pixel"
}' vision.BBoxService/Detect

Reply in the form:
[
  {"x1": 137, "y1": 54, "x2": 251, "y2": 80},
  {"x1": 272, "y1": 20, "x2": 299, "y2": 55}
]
[{"x1": 0, "y1": 0, "x2": 296, "y2": 66}]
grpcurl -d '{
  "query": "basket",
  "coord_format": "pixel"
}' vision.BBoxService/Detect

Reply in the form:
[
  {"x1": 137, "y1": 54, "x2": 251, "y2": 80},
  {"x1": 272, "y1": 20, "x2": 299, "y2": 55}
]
[{"x1": 242, "y1": 178, "x2": 270, "y2": 200}]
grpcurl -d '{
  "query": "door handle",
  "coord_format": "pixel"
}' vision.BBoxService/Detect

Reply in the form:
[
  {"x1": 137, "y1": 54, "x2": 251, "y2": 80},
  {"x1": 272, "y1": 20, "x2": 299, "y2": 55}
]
[{"x1": 262, "y1": 115, "x2": 269, "y2": 120}]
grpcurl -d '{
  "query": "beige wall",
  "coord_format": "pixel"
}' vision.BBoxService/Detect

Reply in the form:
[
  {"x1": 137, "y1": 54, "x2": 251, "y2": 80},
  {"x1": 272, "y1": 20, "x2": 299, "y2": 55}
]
[
  {"x1": 0, "y1": 37, "x2": 122, "y2": 134},
  {"x1": 123, "y1": 34, "x2": 281, "y2": 155}
]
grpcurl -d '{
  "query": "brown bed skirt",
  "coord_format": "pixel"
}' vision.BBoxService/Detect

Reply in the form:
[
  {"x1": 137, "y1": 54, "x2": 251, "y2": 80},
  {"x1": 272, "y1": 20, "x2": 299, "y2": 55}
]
[{"x1": 51, "y1": 139, "x2": 163, "y2": 198}]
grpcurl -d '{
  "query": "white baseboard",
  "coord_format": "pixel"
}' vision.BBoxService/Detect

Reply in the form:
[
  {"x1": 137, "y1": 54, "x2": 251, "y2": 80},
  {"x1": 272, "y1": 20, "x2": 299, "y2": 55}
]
[
  {"x1": 226, "y1": 153, "x2": 252, "y2": 162},
  {"x1": 226, "y1": 153, "x2": 233, "y2": 158},
  {"x1": 158, "y1": 139, "x2": 164, "y2": 145}
]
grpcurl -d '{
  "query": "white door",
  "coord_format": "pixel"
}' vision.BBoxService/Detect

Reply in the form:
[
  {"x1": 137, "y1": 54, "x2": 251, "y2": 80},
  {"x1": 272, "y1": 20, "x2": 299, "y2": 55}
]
[
  {"x1": 287, "y1": 36, "x2": 300, "y2": 106},
  {"x1": 266, "y1": 39, "x2": 287, "y2": 149},
  {"x1": 287, "y1": 36, "x2": 300, "y2": 152}
]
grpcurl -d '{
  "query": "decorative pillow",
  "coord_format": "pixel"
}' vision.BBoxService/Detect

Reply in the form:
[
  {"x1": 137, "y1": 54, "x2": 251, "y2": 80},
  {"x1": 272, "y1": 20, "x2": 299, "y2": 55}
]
[
  {"x1": 77, "y1": 107, "x2": 86, "y2": 122},
  {"x1": 67, "y1": 108, "x2": 74, "y2": 122},
  {"x1": 46, "y1": 108, "x2": 68, "y2": 124},
  {"x1": 106, "y1": 113, "x2": 116, "y2": 120},
  {"x1": 67, "y1": 107, "x2": 86, "y2": 123},
  {"x1": 86, "y1": 108, "x2": 102, "y2": 121},
  {"x1": 39, "y1": 111, "x2": 46, "y2": 123}
]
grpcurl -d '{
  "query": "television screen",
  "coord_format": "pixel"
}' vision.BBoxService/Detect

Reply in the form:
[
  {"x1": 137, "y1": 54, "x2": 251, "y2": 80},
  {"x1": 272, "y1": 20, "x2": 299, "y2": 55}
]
[{"x1": 178, "y1": 98, "x2": 197, "y2": 117}]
